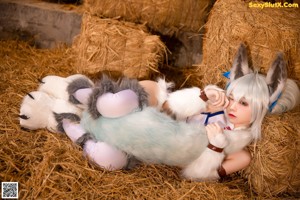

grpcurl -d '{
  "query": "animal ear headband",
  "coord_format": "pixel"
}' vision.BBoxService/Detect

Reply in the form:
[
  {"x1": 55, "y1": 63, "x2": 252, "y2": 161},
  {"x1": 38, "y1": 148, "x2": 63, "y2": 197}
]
[{"x1": 223, "y1": 43, "x2": 287, "y2": 112}]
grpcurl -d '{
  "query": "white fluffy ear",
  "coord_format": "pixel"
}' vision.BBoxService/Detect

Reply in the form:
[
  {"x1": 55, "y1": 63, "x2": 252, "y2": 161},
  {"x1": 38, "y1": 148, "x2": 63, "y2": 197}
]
[
  {"x1": 19, "y1": 91, "x2": 54, "y2": 131},
  {"x1": 229, "y1": 43, "x2": 252, "y2": 82},
  {"x1": 266, "y1": 53, "x2": 287, "y2": 105}
]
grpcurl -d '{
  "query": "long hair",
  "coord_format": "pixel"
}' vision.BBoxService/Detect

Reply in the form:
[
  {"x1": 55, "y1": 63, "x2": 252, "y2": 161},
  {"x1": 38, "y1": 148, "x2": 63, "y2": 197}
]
[{"x1": 226, "y1": 73, "x2": 269, "y2": 141}]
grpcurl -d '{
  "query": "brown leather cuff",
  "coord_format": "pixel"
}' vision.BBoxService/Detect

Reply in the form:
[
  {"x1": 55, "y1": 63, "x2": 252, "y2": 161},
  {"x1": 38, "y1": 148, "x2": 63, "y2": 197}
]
[
  {"x1": 207, "y1": 143, "x2": 224, "y2": 153},
  {"x1": 217, "y1": 165, "x2": 227, "y2": 178},
  {"x1": 200, "y1": 90, "x2": 208, "y2": 102}
]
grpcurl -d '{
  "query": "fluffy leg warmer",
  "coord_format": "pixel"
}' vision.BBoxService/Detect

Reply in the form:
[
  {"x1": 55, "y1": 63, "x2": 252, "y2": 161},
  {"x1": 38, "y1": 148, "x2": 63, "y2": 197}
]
[{"x1": 62, "y1": 118, "x2": 128, "y2": 170}]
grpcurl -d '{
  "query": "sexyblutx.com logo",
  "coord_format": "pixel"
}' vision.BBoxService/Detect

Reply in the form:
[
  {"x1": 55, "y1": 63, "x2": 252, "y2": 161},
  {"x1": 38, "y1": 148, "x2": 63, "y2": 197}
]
[{"x1": 249, "y1": 2, "x2": 299, "y2": 9}]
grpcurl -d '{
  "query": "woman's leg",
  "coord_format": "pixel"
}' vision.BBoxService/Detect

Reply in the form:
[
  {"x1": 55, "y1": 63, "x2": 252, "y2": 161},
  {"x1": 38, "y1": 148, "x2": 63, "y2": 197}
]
[
  {"x1": 139, "y1": 80, "x2": 160, "y2": 107},
  {"x1": 62, "y1": 119, "x2": 128, "y2": 170}
]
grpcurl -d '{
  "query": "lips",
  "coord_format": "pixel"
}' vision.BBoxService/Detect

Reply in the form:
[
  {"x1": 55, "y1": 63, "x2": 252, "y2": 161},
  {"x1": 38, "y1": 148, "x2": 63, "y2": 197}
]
[{"x1": 228, "y1": 113, "x2": 236, "y2": 118}]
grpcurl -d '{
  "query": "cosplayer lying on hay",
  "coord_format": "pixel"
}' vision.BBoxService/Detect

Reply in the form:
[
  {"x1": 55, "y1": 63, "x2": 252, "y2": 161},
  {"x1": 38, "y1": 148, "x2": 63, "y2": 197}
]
[{"x1": 19, "y1": 44, "x2": 300, "y2": 181}]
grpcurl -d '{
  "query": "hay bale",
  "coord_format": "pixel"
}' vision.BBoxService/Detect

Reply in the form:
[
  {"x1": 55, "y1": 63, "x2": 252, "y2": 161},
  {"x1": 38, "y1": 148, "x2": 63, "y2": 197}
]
[
  {"x1": 72, "y1": 14, "x2": 166, "y2": 79},
  {"x1": 189, "y1": 0, "x2": 300, "y2": 196},
  {"x1": 199, "y1": 0, "x2": 300, "y2": 85},
  {"x1": 243, "y1": 109, "x2": 300, "y2": 197},
  {"x1": 83, "y1": 0, "x2": 213, "y2": 36}
]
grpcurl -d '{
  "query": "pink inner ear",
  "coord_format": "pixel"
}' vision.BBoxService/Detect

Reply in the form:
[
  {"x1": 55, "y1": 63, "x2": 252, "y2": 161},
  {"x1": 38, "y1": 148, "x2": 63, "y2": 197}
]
[
  {"x1": 74, "y1": 88, "x2": 93, "y2": 105},
  {"x1": 96, "y1": 89, "x2": 139, "y2": 118}
]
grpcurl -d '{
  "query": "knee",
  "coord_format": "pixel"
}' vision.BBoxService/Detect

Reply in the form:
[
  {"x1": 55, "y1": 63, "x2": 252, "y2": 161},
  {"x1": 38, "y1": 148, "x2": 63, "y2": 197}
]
[{"x1": 139, "y1": 80, "x2": 159, "y2": 107}]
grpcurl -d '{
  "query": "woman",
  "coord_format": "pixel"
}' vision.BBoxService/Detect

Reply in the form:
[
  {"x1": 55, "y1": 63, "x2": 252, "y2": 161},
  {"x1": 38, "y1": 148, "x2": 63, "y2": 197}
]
[{"x1": 62, "y1": 44, "x2": 299, "y2": 180}]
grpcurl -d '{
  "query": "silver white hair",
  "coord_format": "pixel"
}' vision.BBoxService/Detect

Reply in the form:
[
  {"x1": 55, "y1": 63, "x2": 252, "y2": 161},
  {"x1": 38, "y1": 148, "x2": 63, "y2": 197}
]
[
  {"x1": 227, "y1": 43, "x2": 289, "y2": 141},
  {"x1": 226, "y1": 73, "x2": 269, "y2": 140}
]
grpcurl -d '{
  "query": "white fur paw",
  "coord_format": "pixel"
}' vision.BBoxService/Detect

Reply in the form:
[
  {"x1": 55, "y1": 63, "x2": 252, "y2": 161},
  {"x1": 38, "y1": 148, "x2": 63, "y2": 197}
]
[
  {"x1": 38, "y1": 75, "x2": 70, "y2": 100},
  {"x1": 96, "y1": 90, "x2": 139, "y2": 118},
  {"x1": 19, "y1": 91, "x2": 55, "y2": 131},
  {"x1": 182, "y1": 149, "x2": 225, "y2": 181},
  {"x1": 206, "y1": 123, "x2": 228, "y2": 149},
  {"x1": 208, "y1": 133, "x2": 228, "y2": 149},
  {"x1": 167, "y1": 87, "x2": 207, "y2": 120}
]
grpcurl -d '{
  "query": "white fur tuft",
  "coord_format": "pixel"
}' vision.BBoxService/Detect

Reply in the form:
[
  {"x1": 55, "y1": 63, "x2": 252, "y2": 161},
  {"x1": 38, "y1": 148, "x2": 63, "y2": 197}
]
[
  {"x1": 182, "y1": 149, "x2": 225, "y2": 181},
  {"x1": 38, "y1": 75, "x2": 70, "y2": 100},
  {"x1": 155, "y1": 78, "x2": 174, "y2": 109},
  {"x1": 19, "y1": 91, "x2": 54, "y2": 130},
  {"x1": 182, "y1": 130, "x2": 228, "y2": 181},
  {"x1": 167, "y1": 87, "x2": 207, "y2": 121},
  {"x1": 38, "y1": 74, "x2": 93, "y2": 101},
  {"x1": 19, "y1": 91, "x2": 82, "y2": 133},
  {"x1": 208, "y1": 132, "x2": 228, "y2": 149}
]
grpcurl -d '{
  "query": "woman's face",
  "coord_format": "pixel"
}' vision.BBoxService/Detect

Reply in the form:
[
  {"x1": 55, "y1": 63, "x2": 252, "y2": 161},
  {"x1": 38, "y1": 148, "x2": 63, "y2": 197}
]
[{"x1": 226, "y1": 94, "x2": 252, "y2": 128}]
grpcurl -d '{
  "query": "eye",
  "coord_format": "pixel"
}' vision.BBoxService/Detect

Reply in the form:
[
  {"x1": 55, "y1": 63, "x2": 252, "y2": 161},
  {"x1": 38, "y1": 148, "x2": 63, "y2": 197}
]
[
  {"x1": 239, "y1": 100, "x2": 249, "y2": 106},
  {"x1": 19, "y1": 114, "x2": 30, "y2": 120},
  {"x1": 228, "y1": 96, "x2": 234, "y2": 101}
]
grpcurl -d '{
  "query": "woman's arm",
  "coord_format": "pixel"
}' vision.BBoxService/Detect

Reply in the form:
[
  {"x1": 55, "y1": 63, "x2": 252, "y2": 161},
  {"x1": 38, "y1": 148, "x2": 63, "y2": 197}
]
[{"x1": 219, "y1": 149, "x2": 251, "y2": 177}]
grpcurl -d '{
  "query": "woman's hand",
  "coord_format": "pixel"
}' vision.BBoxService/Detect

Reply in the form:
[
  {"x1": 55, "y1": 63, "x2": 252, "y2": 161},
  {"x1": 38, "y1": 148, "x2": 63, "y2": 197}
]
[{"x1": 205, "y1": 123, "x2": 228, "y2": 148}]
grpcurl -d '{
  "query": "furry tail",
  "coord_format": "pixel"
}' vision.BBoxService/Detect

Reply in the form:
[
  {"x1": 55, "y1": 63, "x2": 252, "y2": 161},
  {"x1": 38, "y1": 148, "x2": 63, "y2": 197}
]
[{"x1": 156, "y1": 78, "x2": 174, "y2": 109}]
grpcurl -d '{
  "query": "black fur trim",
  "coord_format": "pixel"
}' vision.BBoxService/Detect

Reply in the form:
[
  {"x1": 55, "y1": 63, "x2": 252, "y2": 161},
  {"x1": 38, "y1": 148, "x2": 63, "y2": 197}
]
[
  {"x1": 123, "y1": 155, "x2": 142, "y2": 170},
  {"x1": 88, "y1": 75, "x2": 149, "y2": 119},
  {"x1": 67, "y1": 77, "x2": 94, "y2": 105},
  {"x1": 54, "y1": 112, "x2": 81, "y2": 133},
  {"x1": 117, "y1": 76, "x2": 149, "y2": 109},
  {"x1": 76, "y1": 132, "x2": 95, "y2": 148},
  {"x1": 38, "y1": 78, "x2": 45, "y2": 84},
  {"x1": 88, "y1": 75, "x2": 118, "y2": 119},
  {"x1": 19, "y1": 114, "x2": 29, "y2": 120},
  {"x1": 27, "y1": 93, "x2": 35, "y2": 100}
]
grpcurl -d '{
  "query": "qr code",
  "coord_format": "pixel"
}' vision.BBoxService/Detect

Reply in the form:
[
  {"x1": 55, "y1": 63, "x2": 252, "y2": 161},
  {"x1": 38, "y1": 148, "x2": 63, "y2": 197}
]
[{"x1": 1, "y1": 182, "x2": 18, "y2": 199}]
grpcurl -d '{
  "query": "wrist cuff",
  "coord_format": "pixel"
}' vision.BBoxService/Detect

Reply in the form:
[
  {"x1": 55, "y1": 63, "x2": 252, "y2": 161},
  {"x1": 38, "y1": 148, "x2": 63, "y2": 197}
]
[
  {"x1": 207, "y1": 143, "x2": 224, "y2": 153},
  {"x1": 217, "y1": 165, "x2": 227, "y2": 178},
  {"x1": 200, "y1": 90, "x2": 208, "y2": 102}
]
